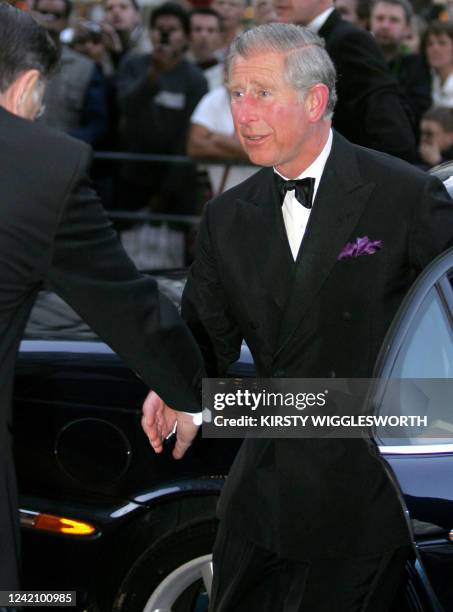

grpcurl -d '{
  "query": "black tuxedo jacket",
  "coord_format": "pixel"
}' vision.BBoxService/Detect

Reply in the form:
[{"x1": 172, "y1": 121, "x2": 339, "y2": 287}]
[
  {"x1": 182, "y1": 132, "x2": 453, "y2": 560},
  {"x1": 319, "y1": 10, "x2": 417, "y2": 162},
  {"x1": 0, "y1": 107, "x2": 203, "y2": 588}
]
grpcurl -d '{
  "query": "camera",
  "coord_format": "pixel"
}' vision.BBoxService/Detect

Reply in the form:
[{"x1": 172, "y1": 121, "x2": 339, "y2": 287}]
[{"x1": 158, "y1": 29, "x2": 170, "y2": 45}]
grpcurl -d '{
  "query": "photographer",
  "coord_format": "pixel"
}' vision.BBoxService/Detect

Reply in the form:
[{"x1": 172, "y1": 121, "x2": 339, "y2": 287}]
[
  {"x1": 33, "y1": 0, "x2": 108, "y2": 147},
  {"x1": 116, "y1": 2, "x2": 207, "y2": 214},
  {"x1": 102, "y1": 0, "x2": 151, "y2": 68}
]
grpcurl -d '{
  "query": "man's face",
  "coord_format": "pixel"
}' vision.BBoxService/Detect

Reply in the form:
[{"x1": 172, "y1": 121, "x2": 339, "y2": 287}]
[
  {"x1": 103, "y1": 0, "x2": 139, "y2": 32},
  {"x1": 370, "y1": 2, "x2": 409, "y2": 50},
  {"x1": 335, "y1": 0, "x2": 358, "y2": 24},
  {"x1": 254, "y1": 0, "x2": 277, "y2": 25},
  {"x1": 274, "y1": 0, "x2": 323, "y2": 26},
  {"x1": 420, "y1": 119, "x2": 453, "y2": 152},
  {"x1": 190, "y1": 14, "x2": 221, "y2": 60},
  {"x1": 211, "y1": 0, "x2": 244, "y2": 32},
  {"x1": 150, "y1": 15, "x2": 187, "y2": 56},
  {"x1": 73, "y1": 30, "x2": 105, "y2": 64},
  {"x1": 228, "y1": 52, "x2": 316, "y2": 176},
  {"x1": 33, "y1": 0, "x2": 68, "y2": 35}
]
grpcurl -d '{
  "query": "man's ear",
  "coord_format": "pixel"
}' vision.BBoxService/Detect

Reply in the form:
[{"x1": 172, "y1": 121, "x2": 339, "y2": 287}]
[
  {"x1": 304, "y1": 83, "x2": 330, "y2": 123},
  {"x1": 0, "y1": 69, "x2": 42, "y2": 119}
]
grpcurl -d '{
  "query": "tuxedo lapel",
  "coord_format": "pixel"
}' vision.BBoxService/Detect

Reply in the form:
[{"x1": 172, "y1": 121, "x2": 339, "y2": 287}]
[
  {"x1": 233, "y1": 169, "x2": 295, "y2": 341},
  {"x1": 318, "y1": 8, "x2": 341, "y2": 42},
  {"x1": 274, "y1": 133, "x2": 376, "y2": 359}
]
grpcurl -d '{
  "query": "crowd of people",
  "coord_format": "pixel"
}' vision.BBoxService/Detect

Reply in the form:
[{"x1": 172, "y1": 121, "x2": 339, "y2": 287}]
[{"x1": 20, "y1": 0, "x2": 453, "y2": 212}]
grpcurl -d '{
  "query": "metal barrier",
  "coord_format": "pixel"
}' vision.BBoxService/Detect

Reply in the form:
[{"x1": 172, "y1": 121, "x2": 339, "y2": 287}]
[
  {"x1": 91, "y1": 151, "x2": 257, "y2": 268},
  {"x1": 93, "y1": 151, "x2": 254, "y2": 168},
  {"x1": 108, "y1": 211, "x2": 201, "y2": 226}
]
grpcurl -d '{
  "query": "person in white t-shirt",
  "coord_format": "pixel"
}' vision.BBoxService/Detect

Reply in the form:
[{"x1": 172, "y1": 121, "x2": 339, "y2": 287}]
[{"x1": 188, "y1": 84, "x2": 259, "y2": 194}]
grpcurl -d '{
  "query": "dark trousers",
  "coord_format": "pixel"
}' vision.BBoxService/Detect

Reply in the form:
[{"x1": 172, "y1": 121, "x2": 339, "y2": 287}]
[{"x1": 209, "y1": 524, "x2": 410, "y2": 612}]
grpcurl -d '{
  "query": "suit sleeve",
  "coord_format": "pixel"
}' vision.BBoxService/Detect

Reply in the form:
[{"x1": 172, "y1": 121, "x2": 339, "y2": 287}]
[
  {"x1": 410, "y1": 175, "x2": 453, "y2": 270},
  {"x1": 47, "y1": 145, "x2": 204, "y2": 413},
  {"x1": 182, "y1": 205, "x2": 243, "y2": 377},
  {"x1": 331, "y1": 27, "x2": 417, "y2": 162}
]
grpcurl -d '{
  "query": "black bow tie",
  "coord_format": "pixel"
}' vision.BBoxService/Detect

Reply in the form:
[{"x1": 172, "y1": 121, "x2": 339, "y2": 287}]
[{"x1": 274, "y1": 175, "x2": 315, "y2": 209}]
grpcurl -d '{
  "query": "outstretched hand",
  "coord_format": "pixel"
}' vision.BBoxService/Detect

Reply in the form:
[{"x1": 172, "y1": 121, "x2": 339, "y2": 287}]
[{"x1": 141, "y1": 391, "x2": 199, "y2": 459}]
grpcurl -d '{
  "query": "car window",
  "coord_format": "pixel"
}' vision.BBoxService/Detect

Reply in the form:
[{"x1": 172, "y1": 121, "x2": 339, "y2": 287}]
[
  {"x1": 393, "y1": 288, "x2": 453, "y2": 379},
  {"x1": 377, "y1": 287, "x2": 453, "y2": 446}
]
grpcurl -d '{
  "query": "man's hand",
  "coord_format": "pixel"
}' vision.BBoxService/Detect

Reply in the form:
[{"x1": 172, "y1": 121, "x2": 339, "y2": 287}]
[
  {"x1": 419, "y1": 141, "x2": 442, "y2": 167},
  {"x1": 142, "y1": 391, "x2": 199, "y2": 459},
  {"x1": 100, "y1": 22, "x2": 123, "y2": 54}
]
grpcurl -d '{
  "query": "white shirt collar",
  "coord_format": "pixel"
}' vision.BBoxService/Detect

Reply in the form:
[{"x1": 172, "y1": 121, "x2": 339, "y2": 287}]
[
  {"x1": 274, "y1": 128, "x2": 333, "y2": 204},
  {"x1": 431, "y1": 71, "x2": 453, "y2": 107},
  {"x1": 307, "y1": 7, "x2": 335, "y2": 33}
]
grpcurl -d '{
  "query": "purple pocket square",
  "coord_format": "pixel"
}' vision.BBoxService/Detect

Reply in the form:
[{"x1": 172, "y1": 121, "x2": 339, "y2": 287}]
[{"x1": 338, "y1": 236, "x2": 383, "y2": 261}]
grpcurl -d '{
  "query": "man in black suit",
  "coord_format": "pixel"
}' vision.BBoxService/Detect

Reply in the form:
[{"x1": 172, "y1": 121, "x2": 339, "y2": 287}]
[
  {"x1": 369, "y1": 0, "x2": 431, "y2": 138},
  {"x1": 274, "y1": 0, "x2": 418, "y2": 162},
  {"x1": 0, "y1": 4, "x2": 203, "y2": 590},
  {"x1": 142, "y1": 22, "x2": 453, "y2": 611}
]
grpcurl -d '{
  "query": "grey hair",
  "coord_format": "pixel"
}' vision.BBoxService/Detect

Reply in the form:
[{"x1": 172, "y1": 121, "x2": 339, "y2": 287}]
[{"x1": 226, "y1": 23, "x2": 337, "y2": 119}]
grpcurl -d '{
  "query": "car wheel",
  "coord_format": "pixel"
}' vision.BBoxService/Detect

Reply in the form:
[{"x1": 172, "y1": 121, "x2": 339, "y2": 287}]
[{"x1": 113, "y1": 519, "x2": 217, "y2": 612}]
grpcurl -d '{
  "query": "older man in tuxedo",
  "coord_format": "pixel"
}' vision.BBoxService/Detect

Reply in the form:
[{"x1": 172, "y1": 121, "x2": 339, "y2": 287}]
[
  {"x1": 0, "y1": 4, "x2": 202, "y2": 590},
  {"x1": 142, "y1": 23, "x2": 453, "y2": 611}
]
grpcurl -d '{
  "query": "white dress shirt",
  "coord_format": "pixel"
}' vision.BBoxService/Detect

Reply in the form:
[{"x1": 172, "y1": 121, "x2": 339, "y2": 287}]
[
  {"x1": 274, "y1": 129, "x2": 333, "y2": 260},
  {"x1": 307, "y1": 7, "x2": 335, "y2": 33},
  {"x1": 431, "y1": 71, "x2": 453, "y2": 108}
]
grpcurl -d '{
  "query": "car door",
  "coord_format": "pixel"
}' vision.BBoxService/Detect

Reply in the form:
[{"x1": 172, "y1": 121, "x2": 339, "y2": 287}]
[{"x1": 372, "y1": 247, "x2": 453, "y2": 611}]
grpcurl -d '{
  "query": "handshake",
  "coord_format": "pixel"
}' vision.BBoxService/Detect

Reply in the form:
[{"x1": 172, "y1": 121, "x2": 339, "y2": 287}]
[{"x1": 141, "y1": 391, "x2": 201, "y2": 459}]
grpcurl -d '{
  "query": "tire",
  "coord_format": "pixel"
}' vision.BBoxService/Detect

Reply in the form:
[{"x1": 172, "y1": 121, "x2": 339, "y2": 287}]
[
  {"x1": 114, "y1": 520, "x2": 432, "y2": 612},
  {"x1": 113, "y1": 519, "x2": 218, "y2": 612}
]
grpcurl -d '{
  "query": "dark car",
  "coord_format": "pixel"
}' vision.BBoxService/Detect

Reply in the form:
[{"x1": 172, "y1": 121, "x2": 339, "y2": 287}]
[{"x1": 13, "y1": 250, "x2": 453, "y2": 612}]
